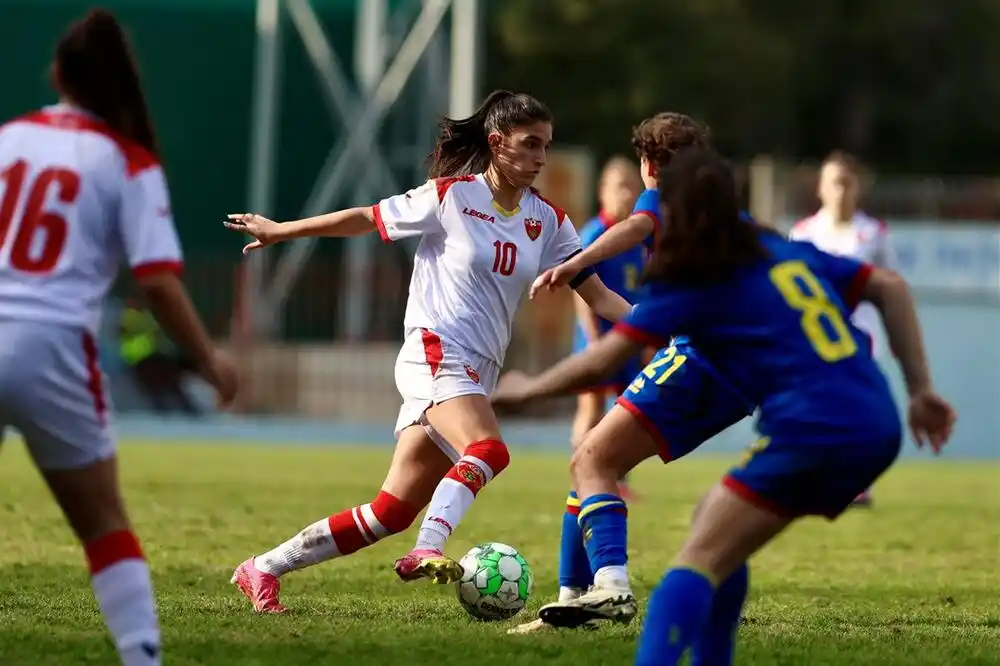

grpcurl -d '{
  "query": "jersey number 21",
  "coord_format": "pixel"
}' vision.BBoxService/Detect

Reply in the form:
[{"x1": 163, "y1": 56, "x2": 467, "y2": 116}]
[{"x1": 769, "y1": 260, "x2": 857, "y2": 362}]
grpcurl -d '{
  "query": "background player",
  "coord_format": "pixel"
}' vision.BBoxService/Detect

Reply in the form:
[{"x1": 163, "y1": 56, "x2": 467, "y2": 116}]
[
  {"x1": 0, "y1": 10, "x2": 238, "y2": 666},
  {"x1": 225, "y1": 90, "x2": 633, "y2": 613},
  {"x1": 494, "y1": 147, "x2": 954, "y2": 666},
  {"x1": 791, "y1": 151, "x2": 898, "y2": 506}
]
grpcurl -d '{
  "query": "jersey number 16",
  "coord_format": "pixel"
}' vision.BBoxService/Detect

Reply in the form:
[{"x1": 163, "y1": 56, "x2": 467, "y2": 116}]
[{"x1": 0, "y1": 160, "x2": 79, "y2": 274}]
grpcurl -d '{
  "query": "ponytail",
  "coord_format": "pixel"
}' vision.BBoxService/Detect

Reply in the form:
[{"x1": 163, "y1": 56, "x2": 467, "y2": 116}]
[
  {"x1": 427, "y1": 89, "x2": 551, "y2": 178},
  {"x1": 53, "y1": 9, "x2": 160, "y2": 155}
]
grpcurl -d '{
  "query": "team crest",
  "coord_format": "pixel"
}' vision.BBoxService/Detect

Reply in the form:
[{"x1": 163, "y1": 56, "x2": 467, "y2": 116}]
[
  {"x1": 524, "y1": 217, "x2": 542, "y2": 241},
  {"x1": 455, "y1": 461, "x2": 488, "y2": 493},
  {"x1": 464, "y1": 363, "x2": 481, "y2": 384}
]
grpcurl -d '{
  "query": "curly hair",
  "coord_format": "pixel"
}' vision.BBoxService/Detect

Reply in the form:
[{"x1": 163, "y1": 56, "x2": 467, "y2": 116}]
[
  {"x1": 631, "y1": 113, "x2": 711, "y2": 170},
  {"x1": 645, "y1": 147, "x2": 770, "y2": 284}
]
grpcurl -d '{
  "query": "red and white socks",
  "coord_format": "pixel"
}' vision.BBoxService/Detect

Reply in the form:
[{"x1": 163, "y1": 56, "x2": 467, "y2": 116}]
[
  {"x1": 415, "y1": 438, "x2": 510, "y2": 552},
  {"x1": 254, "y1": 491, "x2": 420, "y2": 577},
  {"x1": 85, "y1": 530, "x2": 160, "y2": 666}
]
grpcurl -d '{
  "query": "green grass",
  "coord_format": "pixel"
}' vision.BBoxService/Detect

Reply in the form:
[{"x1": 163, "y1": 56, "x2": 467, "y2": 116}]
[{"x1": 0, "y1": 441, "x2": 998, "y2": 665}]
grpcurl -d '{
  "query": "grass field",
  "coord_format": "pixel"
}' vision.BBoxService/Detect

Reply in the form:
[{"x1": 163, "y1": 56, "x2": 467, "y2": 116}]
[{"x1": 0, "y1": 441, "x2": 997, "y2": 665}]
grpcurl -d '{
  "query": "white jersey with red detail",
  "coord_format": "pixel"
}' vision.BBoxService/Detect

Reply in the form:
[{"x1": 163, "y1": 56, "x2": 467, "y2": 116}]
[
  {"x1": 373, "y1": 174, "x2": 582, "y2": 366},
  {"x1": 0, "y1": 104, "x2": 183, "y2": 333},
  {"x1": 790, "y1": 210, "x2": 896, "y2": 354}
]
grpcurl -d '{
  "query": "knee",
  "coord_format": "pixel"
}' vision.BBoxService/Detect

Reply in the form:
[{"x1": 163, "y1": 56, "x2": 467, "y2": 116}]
[
  {"x1": 569, "y1": 434, "x2": 617, "y2": 483},
  {"x1": 371, "y1": 491, "x2": 421, "y2": 534},
  {"x1": 464, "y1": 438, "x2": 510, "y2": 477}
]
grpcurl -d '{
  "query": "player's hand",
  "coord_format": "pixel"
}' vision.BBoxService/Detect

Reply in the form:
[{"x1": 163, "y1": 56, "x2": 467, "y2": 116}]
[
  {"x1": 224, "y1": 213, "x2": 284, "y2": 255},
  {"x1": 200, "y1": 350, "x2": 239, "y2": 409},
  {"x1": 491, "y1": 370, "x2": 534, "y2": 407},
  {"x1": 907, "y1": 388, "x2": 956, "y2": 454},
  {"x1": 530, "y1": 260, "x2": 582, "y2": 299}
]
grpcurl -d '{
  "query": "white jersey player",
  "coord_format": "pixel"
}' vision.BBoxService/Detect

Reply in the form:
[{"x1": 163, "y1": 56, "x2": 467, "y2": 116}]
[
  {"x1": 790, "y1": 151, "x2": 897, "y2": 506},
  {"x1": 227, "y1": 90, "x2": 633, "y2": 614},
  {"x1": 0, "y1": 10, "x2": 236, "y2": 666}
]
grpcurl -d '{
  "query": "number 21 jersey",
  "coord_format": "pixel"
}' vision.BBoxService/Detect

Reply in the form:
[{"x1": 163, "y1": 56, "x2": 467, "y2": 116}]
[
  {"x1": 373, "y1": 174, "x2": 582, "y2": 366},
  {"x1": 0, "y1": 105, "x2": 183, "y2": 332}
]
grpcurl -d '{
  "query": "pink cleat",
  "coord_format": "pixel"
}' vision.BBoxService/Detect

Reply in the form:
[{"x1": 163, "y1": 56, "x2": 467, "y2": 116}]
[
  {"x1": 850, "y1": 489, "x2": 874, "y2": 508},
  {"x1": 393, "y1": 548, "x2": 464, "y2": 584},
  {"x1": 231, "y1": 557, "x2": 287, "y2": 613}
]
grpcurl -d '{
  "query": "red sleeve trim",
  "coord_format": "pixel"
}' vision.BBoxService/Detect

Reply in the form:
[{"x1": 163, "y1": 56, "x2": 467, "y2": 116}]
[
  {"x1": 371, "y1": 204, "x2": 391, "y2": 243},
  {"x1": 632, "y1": 210, "x2": 660, "y2": 235},
  {"x1": 612, "y1": 321, "x2": 671, "y2": 348},
  {"x1": 132, "y1": 260, "x2": 184, "y2": 279},
  {"x1": 842, "y1": 263, "x2": 874, "y2": 310},
  {"x1": 530, "y1": 188, "x2": 568, "y2": 227},
  {"x1": 434, "y1": 175, "x2": 475, "y2": 202}
]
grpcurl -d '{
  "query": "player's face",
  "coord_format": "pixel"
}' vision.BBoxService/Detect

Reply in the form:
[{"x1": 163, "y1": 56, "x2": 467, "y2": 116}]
[
  {"x1": 600, "y1": 167, "x2": 642, "y2": 220},
  {"x1": 493, "y1": 121, "x2": 552, "y2": 187},
  {"x1": 818, "y1": 162, "x2": 859, "y2": 215}
]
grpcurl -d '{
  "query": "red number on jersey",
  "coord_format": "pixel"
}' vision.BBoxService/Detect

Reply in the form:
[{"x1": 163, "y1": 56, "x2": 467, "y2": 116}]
[
  {"x1": 0, "y1": 160, "x2": 80, "y2": 274},
  {"x1": 492, "y1": 241, "x2": 517, "y2": 276}
]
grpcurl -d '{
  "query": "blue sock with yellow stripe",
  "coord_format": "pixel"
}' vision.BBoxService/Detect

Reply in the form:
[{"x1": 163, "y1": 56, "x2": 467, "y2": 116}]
[
  {"x1": 690, "y1": 563, "x2": 749, "y2": 666},
  {"x1": 635, "y1": 567, "x2": 715, "y2": 666},
  {"x1": 577, "y1": 493, "x2": 628, "y2": 572},
  {"x1": 558, "y1": 491, "x2": 593, "y2": 589}
]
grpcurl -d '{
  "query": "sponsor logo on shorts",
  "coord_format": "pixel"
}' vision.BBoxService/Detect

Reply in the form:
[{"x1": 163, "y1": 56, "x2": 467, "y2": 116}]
[{"x1": 464, "y1": 363, "x2": 481, "y2": 384}]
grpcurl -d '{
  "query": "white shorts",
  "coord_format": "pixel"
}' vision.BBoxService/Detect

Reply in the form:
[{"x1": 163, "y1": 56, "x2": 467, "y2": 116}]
[
  {"x1": 0, "y1": 321, "x2": 116, "y2": 470},
  {"x1": 393, "y1": 328, "x2": 500, "y2": 457}
]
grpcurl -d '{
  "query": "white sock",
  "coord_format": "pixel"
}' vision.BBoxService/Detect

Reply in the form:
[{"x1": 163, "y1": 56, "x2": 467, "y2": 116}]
[
  {"x1": 254, "y1": 518, "x2": 340, "y2": 577},
  {"x1": 91, "y1": 559, "x2": 161, "y2": 666},
  {"x1": 593, "y1": 565, "x2": 631, "y2": 593},
  {"x1": 558, "y1": 586, "x2": 586, "y2": 602},
  {"x1": 415, "y1": 452, "x2": 500, "y2": 552}
]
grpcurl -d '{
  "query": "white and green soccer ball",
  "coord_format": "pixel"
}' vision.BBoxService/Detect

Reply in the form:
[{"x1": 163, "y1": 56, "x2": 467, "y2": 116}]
[{"x1": 455, "y1": 542, "x2": 533, "y2": 621}]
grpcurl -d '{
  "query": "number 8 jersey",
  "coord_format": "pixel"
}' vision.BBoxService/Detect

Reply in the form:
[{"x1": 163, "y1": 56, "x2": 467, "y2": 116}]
[
  {"x1": 373, "y1": 174, "x2": 583, "y2": 366},
  {"x1": 614, "y1": 230, "x2": 896, "y2": 438},
  {"x1": 0, "y1": 105, "x2": 183, "y2": 332}
]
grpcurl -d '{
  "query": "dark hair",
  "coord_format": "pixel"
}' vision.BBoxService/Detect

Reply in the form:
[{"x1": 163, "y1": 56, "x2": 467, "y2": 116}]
[
  {"x1": 427, "y1": 90, "x2": 552, "y2": 178},
  {"x1": 632, "y1": 113, "x2": 710, "y2": 171},
  {"x1": 53, "y1": 9, "x2": 159, "y2": 154},
  {"x1": 821, "y1": 150, "x2": 863, "y2": 175},
  {"x1": 646, "y1": 147, "x2": 769, "y2": 284}
]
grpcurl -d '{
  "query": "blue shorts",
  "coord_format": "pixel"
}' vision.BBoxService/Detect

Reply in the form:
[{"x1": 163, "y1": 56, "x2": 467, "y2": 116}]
[
  {"x1": 573, "y1": 326, "x2": 643, "y2": 396},
  {"x1": 723, "y1": 428, "x2": 901, "y2": 520},
  {"x1": 615, "y1": 345, "x2": 752, "y2": 461}
]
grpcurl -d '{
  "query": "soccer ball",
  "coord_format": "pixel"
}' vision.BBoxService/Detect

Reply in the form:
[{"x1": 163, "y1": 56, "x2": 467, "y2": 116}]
[{"x1": 455, "y1": 542, "x2": 533, "y2": 621}]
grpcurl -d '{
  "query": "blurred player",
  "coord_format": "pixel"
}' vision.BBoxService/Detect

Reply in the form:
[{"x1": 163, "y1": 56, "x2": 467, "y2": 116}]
[
  {"x1": 0, "y1": 10, "x2": 238, "y2": 666},
  {"x1": 570, "y1": 157, "x2": 644, "y2": 470},
  {"x1": 224, "y1": 90, "x2": 633, "y2": 613},
  {"x1": 791, "y1": 151, "x2": 898, "y2": 506},
  {"x1": 493, "y1": 147, "x2": 954, "y2": 666},
  {"x1": 508, "y1": 114, "x2": 755, "y2": 640}
]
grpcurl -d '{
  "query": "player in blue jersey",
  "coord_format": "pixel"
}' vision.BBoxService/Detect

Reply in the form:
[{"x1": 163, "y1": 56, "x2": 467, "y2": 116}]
[
  {"x1": 570, "y1": 157, "x2": 645, "y2": 455},
  {"x1": 507, "y1": 114, "x2": 756, "y2": 638},
  {"x1": 494, "y1": 147, "x2": 955, "y2": 665}
]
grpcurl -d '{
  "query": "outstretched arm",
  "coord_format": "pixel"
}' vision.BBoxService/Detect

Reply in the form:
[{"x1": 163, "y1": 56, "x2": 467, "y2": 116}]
[
  {"x1": 572, "y1": 274, "x2": 633, "y2": 323},
  {"x1": 493, "y1": 332, "x2": 640, "y2": 405},
  {"x1": 225, "y1": 208, "x2": 375, "y2": 253}
]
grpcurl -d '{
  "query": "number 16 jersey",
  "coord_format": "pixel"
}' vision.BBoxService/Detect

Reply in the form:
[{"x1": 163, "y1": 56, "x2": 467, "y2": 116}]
[
  {"x1": 373, "y1": 174, "x2": 583, "y2": 366},
  {"x1": 0, "y1": 105, "x2": 183, "y2": 333}
]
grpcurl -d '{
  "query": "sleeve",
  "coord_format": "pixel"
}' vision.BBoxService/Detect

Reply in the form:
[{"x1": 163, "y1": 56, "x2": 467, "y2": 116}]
[
  {"x1": 371, "y1": 179, "x2": 443, "y2": 242},
  {"x1": 612, "y1": 288, "x2": 700, "y2": 347},
  {"x1": 118, "y1": 165, "x2": 184, "y2": 279},
  {"x1": 871, "y1": 224, "x2": 898, "y2": 270},
  {"x1": 798, "y1": 241, "x2": 874, "y2": 311},
  {"x1": 632, "y1": 188, "x2": 662, "y2": 252}
]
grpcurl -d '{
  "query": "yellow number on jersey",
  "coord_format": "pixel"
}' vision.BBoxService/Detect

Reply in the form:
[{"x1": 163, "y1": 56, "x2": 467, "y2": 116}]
[
  {"x1": 624, "y1": 264, "x2": 640, "y2": 292},
  {"x1": 627, "y1": 346, "x2": 687, "y2": 393},
  {"x1": 768, "y1": 260, "x2": 857, "y2": 362}
]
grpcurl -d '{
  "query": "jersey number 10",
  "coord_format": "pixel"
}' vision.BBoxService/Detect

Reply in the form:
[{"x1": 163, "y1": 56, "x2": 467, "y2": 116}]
[
  {"x1": 769, "y1": 260, "x2": 858, "y2": 363},
  {"x1": 0, "y1": 160, "x2": 79, "y2": 274}
]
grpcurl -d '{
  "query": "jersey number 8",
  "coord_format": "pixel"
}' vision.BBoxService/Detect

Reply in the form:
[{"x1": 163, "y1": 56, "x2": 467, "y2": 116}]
[{"x1": 769, "y1": 260, "x2": 858, "y2": 363}]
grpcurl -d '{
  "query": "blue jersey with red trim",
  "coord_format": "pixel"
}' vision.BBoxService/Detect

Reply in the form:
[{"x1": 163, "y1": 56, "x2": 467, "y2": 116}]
[
  {"x1": 573, "y1": 212, "x2": 646, "y2": 343},
  {"x1": 616, "y1": 231, "x2": 897, "y2": 437}
]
